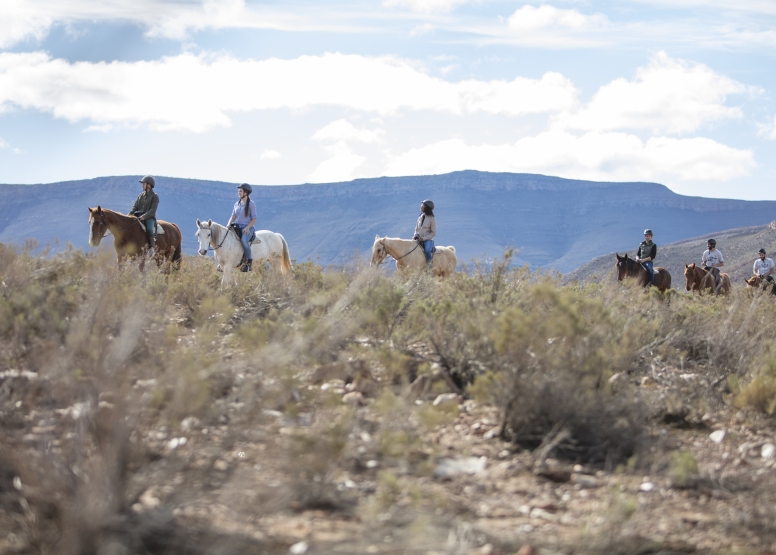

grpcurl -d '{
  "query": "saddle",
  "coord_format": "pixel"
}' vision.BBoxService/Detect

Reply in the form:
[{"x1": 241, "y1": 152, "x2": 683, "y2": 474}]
[
  {"x1": 229, "y1": 223, "x2": 260, "y2": 245},
  {"x1": 133, "y1": 215, "x2": 165, "y2": 235}
]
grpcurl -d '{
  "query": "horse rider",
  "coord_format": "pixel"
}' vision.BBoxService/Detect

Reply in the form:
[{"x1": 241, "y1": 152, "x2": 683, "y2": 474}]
[
  {"x1": 753, "y1": 248, "x2": 776, "y2": 295},
  {"x1": 701, "y1": 238, "x2": 724, "y2": 290},
  {"x1": 227, "y1": 183, "x2": 257, "y2": 272},
  {"x1": 412, "y1": 199, "x2": 436, "y2": 270},
  {"x1": 636, "y1": 229, "x2": 656, "y2": 285},
  {"x1": 129, "y1": 175, "x2": 159, "y2": 255}
]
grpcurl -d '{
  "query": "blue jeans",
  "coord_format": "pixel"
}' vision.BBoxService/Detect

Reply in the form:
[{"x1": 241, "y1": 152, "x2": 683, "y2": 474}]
[
  {"x1": 239, "y1": 225, "x2": 255, "y2": 260},
  {"x1": 143, "y1": 218, "x2": 156, "y2": 240},
  {"x1": 422, "y1": 240, "x2": 434, "y2": 265},
  {"x1": 642, "y1": 261, "x2": 654, "y2": 284}
]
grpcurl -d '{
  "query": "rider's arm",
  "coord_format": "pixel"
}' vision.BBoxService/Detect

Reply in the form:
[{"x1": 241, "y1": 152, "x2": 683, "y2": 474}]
[
  {"x1": 141, "y1": 194, "x2": 159, "y2": 221},
  {"x1": 426, "y1": 217, "x2": 436, "y2": 241},
  {"x1": 246, "y1": 200, "x2": 257, "y2": 229}
]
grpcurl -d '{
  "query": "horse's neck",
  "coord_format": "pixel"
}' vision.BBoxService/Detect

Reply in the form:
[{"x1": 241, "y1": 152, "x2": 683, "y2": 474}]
[
  {"x1": 385, "y1": 239, "x2": 415, "y2": 258},
  {"x1": 104, "y1": 210, "x2": 132, "y2": 234},
  {"x1": 211, "y1": 224, "x2": 232, "y2": 247}
]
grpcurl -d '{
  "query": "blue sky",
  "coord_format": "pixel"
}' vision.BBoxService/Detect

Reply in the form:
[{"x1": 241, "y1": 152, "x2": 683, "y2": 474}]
[{"x1": 1, "y1": 0, "x2": 775, "y2": 199}]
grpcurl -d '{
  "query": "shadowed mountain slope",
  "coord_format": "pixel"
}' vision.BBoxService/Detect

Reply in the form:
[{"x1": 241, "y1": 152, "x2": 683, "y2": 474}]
[
  {"x1": 564, "y1": 221, "x2": 776, "y2": 288},
  {"x1": 2, "y1": 171, "x2": 776, "y2": 273}
]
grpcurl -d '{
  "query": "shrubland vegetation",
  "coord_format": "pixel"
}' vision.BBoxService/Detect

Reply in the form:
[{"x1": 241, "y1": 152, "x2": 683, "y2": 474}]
[{"x1": 2, "y1": 243, "x2": 776, "y2": 554}]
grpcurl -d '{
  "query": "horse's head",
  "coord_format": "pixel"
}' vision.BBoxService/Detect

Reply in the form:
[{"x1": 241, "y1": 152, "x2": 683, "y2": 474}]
[
  {"x1": 88, "y1": 206, "x2": 107, "y2": 247},
  {"x1": 684, "y1": 263, "x2": 696, "y2": 291},
  {"x1": 195, "y1": 219, "x2": 213, "y2": 256},
  {"x1": 614, "y1": 253, "x2": 628, "y2": 281},
  {"x1": 745, "y1": 275, "x2": 763, "y2": 288},
  {"x1": 371, "y1": 235, "x2": 388, "y2": 267}
]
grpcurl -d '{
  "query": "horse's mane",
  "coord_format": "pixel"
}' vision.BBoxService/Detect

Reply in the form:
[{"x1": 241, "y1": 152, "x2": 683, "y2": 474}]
[{"x1": 209, "y1": 221, "x2": 229, "y2": 245}]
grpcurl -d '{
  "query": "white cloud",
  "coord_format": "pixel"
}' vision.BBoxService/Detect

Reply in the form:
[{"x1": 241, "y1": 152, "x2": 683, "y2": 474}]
[
  {"x1": 83, "y1": 124, "x2": 113, "y2": 133},
  {"x1": 0, "y1": 137, "x2": 9, "y2": 149},
  {"x1": 409, "y1": 23, "x2": 435, "y2": 36},
  {"x1": 382, "y1": 0, "x2": 469, "y2": 13},
  {"x1": 757, "y1": 116, "x2": 776, "y2": 140},
  {"x1": 557, "y1": 51, "x2": 759, "y2": 134},
  {"x1": 0, "y1": 52, "x2": 577, "y2": 132},
  {"x1": 383, "y1": 132, "x2": 755, "y2": 183},
  {"x1": 506, "y1": 5, "x2": 607, "y2": 32},
  {"x1": 308, "y1": 141, "x2": 366, "y2": 183},
  {"x1": 260, "y1": 149, "x2": 282, "y2": 159},
  {"x1": 631, "y1": 0, "x2": 776, "y2": 16},
  {"x1": 313, "y1": 119, "x2": 383, "y2": 143}
]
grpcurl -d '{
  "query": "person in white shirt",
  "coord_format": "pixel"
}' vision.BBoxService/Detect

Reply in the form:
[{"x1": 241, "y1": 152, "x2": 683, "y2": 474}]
[
  {"x1": 701, "y1": 238, "x2": 724, "y2": 290},
  {"x1": 753, "y1": 248, "x2": 776, "y2": 295}
]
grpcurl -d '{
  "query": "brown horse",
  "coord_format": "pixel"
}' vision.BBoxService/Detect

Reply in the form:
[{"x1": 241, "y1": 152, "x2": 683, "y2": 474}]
[
  {"x1": 684, "y1": 263, "x2": 730, "y2": 295},
  {"x1": 745, "y1": 275, "x2": 776, "y2": 294},
  {"x1": 615, "y1": 253, "x2": 671, "y2": 292},
  {"x1": 88, "y1": 206, "x2": 182, "y2": 271}
]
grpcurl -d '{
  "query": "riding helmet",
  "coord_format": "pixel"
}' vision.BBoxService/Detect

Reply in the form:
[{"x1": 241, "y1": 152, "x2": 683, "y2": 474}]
[
  {"x1": 707, "y1": 238, "x2": 717, "y2": 246},
  {"x1": 238, "y1": 183, "x2": 253, "y2": 194},
  {"x1": 643, "y1": 229, "x2": 653, "y2": 236},
  {"x1": 759, "y1": 248, "x2": 767, "y2": 254},
  {"x1": 139, "y1": 175, "x2": 155, "y2": 188},
  {"x1": 422, "y1": 199, "x2": 434, "y2": 210}
]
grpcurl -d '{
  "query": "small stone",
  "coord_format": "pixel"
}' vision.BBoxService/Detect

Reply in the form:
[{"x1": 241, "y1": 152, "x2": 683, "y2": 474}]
[
  {"x1": 516, "y1": 545, "x2": 536, "y2": 555},
  {"x1": 484, "y1": 428, "x2": 499, "y2": 440},
  {"x1": 639, "y1": 482, "x2": 655, "y2": 492},
  {"x1": 167, "y1": 437, "x2": 187, "y2": 450},
  {"x1": 366, "y1": 460, "x2": 379, "y2": 469},
  {"x1": 571, "y1": 474, "x2": 599, "y2": 488},
  {"x1": 435, "y1": 456, "x2": 487, "y2": 478},
  {"x1": 762, "y1": 443, "x2": 776, "y2": 459},
  {"x1": 13, "y1": 476, "x2": 22, "y2": 490},
  {"x1": 139, "y1": 487, "x2": 160, "y2": 509},
  {"x1": 640, "y1": 376, "x2": 657, "y2": 387},
  {"x1": 710, "y1": 430, "x2": 726, "y2": 443},
  {"x1": 342, "y1": 391, "x2": 365, "y2": 406},
  {"x1": 181, "y1": 417, "x2": 200, "y2": 431},
  {"x1": 608, "y1": 372, "x2": 625, "y2": 384},
  {"x1": 214, "y1": 459, "x2": 229, "y2": 471},
  {"x1": 433, "y1": 393, "x2": 460, "y2": 407},
  {"x1": 289, "y1": 541, "x2": 309, "y2": 554}
]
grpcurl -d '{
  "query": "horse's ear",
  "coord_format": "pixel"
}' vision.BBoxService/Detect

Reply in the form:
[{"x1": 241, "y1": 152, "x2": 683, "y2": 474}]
[
  {"x1": 375, "y1": 234, "x2": 380, "y2": 241},
  {"x1": 207, "y1": 219, "x2": 212, "y2": 227},
  {"x1": 96, "y1": 205, "x2": 102, "y2": 213},
  {"x1": 196, "y1": 218, "x2": 202, "y2": 227},
  {"x1": 684, "y1": 263, "x2": 688, "y2": 269},
  {"x1": 88, "y1": 207, "x2": 93, "y2": 213}
]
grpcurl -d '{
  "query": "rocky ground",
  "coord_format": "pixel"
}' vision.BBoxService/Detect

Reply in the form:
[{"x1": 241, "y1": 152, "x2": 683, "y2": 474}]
[{"x1": 3, "y1": 313, "x2": 776, "y2": 555}]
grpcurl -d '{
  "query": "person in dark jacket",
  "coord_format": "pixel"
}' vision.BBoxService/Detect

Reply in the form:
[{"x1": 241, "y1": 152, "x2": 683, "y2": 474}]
[
  {"x1": 636, "y1": 229, "x2": 656, "y2": 285},
  {"x1": 129, "y1": 175, "x2": 159, "y2": 254}
]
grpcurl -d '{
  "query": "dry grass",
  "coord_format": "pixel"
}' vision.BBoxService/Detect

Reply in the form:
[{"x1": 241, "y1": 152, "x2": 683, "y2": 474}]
[{"x1": 2, "y1": 244, "x2": 776, "y2": 553}]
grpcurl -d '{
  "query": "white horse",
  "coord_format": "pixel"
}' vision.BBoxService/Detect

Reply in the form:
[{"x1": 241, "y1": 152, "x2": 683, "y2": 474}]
[
  {"x1": 370, "y1": 235, "x2": 457, "y2": 278},
  {"x1": 195, "y1": 219, "x2": 291, "y2": 287}
]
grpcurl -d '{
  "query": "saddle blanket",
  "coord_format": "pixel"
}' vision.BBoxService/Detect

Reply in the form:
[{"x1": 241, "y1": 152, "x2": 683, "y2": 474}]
[{"x1": 135, "y1": 219, "x2": 165, "y2": 235}]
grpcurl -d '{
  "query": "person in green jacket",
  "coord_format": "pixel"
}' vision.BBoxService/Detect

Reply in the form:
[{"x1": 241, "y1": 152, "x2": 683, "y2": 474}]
[{"x1": 129, "y1": 175, "x2": 159, "y2": 254}]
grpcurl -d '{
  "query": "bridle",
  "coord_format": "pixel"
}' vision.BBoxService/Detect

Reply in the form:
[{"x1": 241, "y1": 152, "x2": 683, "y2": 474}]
[
  {"x1": 201, "y1": 226, "x2": 230, "y2": 251},
  {"x1": 375, "y1": 239, "x2": 420, "y2": 266},
  {"x1": 91, "y1": 211, "x2": 143, "y2": 239}
]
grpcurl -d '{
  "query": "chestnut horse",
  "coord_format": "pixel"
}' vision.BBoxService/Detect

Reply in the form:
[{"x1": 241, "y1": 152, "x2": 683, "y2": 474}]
[
  {"x1": 615, "y1": 253, "x2": 671, "y2": 292},
  {"x1": 88, "y1": 206, "x2": 182, "y2": 271},
  {"x1": 684, "y1": 263, "x2": 730, "y2": 295}
]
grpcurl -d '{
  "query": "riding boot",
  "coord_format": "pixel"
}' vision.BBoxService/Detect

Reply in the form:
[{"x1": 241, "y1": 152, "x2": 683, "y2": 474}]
[
  {"x1": 241, "y1": 260, "x2": 252, "y2": 273},
  {"x1": 148, "y1": 235, "x2": 156, "y2": 257}
]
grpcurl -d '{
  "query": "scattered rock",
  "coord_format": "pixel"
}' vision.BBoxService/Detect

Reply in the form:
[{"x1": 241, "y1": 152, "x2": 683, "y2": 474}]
[
  {"x1": 289, "y1": 541, "x2": 309, "y2": 554},
  {"x1": 213, "y1": 459, "x2": 229, "y2": 471},
  {"x1": 342, "y1": 391, "x2": 365, "y2": 406},
  {"x1": 639, "y1": 482, "x2": 656, "y2": 492},
  {"x1": 516, "y1": 546, "x2": 536, "y2": 555},
  {"x1": 640, "y1": 376, "x2": 657, "y2": 387},
  {"x1": 432, "y1": 393, "x2": 460, "y2": 407},
  {"x1": 571, "y1": 473, "x2": 599, "y2": 488},
  {"x1": 435, "y1": 456, "x2": 487, "y2": 478},
  {"x1": 167, "y1": 437, "x2": 187, "y2": 450},
  {"x1": 138, "y1": 487, "x2": 161, "y2": 510},
  {"x1": 762, "y1": 443, "x2": 776, "y2": 460},
  {"x1": 710, "y1": 430, "x2": 726, "y2": 443},
  {"x1": 181, "y1": 416, "x2": 201, "y2": 431}
]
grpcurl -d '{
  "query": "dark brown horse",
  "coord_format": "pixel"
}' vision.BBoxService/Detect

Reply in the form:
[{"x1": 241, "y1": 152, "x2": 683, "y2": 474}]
[
  {"x1": 88, "y1": 206, "x2": 182, "y2": 271},
  {"x1": 615, "y1": 253, "x2": 671, "y2": 292},
  {"x1": 684, "y1": 263, "x2": 730, "y2": 295}
]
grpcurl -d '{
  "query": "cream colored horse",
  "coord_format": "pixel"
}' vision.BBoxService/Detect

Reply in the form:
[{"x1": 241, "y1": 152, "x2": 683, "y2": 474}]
[
  {"x1": 196, "y1": 219, "x2": 291, "y2": 287},
  {"x1": 370, "y1": 235, "x2": 457, "y2": 278}
]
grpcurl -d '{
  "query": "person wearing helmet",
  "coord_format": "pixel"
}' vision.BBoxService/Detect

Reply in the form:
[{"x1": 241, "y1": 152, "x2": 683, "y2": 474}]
[
  {"x1": 701, "y1": 238, "x2": 724, "y2": 290},
  {"x1": 227, "y1": 183, "x2": 257, "y2": 272},
  {"x1": 753, "y1": 248, "x2": 776, "y2": 295},
  {"x1": 129, "y1": 175, "x2": 159, "y2": 254},
  {"x1": 636, "y1": 229, "x2": 656, "y2": 285},
  {"x1": 412, "y1": 199, "x2": 436, "y2": 270}
]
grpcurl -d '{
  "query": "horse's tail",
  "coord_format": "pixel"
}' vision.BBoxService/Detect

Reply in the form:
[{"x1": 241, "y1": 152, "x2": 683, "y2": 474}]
[
  {"x1": 171, "y1": 223, "x2": 182, "y2": 269},
  {"x1": 279, "y1": 234, "x2": 291, "y2": 274}
]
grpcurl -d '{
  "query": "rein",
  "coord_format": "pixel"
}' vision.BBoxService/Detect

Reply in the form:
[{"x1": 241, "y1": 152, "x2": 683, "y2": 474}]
[
  {"x1": 207, "y1": 227, "x2": 232, "y2": 251},
  {"x1": 379, "y1": 240, "x2": 420, "y2": 265}
]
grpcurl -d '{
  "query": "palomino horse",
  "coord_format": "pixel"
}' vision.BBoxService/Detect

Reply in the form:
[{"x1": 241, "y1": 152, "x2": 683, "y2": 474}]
[
  {"x1": 684, "y1": 263, "x2": 730, "y2": 295},
  {"x1": 195, "y1": 219, "x2": 291, "y2": 287},
  {"x1": 370, "y1": 235, "x2": 457, "y2": 278},
  {"x1": 88, "y1": 206, "x2": 182, "y2": 271},
  {"x1": 614, "y1": 253, "x2": 671, "y2": 292}
]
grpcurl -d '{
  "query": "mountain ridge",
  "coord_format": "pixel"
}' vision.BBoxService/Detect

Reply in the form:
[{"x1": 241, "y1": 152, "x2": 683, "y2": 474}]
[{"x1": 2, "y1": 171, "x2": 776, "y2": 273}]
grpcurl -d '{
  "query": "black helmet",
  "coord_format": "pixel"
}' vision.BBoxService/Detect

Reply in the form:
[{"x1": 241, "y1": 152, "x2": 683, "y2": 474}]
[
  {"x1": 644, "y1": 229, "x2": 653, "y2": 236},
  {"x1": 238, "y1": 183, "x2": 252, "y2": 194},
  {"x1": 759, "y1": 248, "x2": 767, "y2": 254},
  {"x1": 139, "y1": 175, "x2": 155, "y2": 188},
  {"x1": 422, "y1": 199, "x2": 434, "y2": 210},
  {"x1": 707, "y1": 238, "x2": 717, "y2": 246}
]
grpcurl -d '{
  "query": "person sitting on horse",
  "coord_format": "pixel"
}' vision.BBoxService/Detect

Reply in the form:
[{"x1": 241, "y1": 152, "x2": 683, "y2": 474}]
[
  {"x1": 753, "y1": 248, "x2": 776, "y2": 295},
  {"x1": 701, "y1": 238, "x2": 724, "y2": 289},
  {"x1": 636, "y1": 229, "x2": 656, "y2": 285},
  {"x1": 227, "y1": 183, "x2": 257, "y2": 272},
  {"x1": 412, "y1": 199, "x2": 436, "y2": 270},
  {"x1": 129, "y1": 175, "x2": 159, "y2": 254}
]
